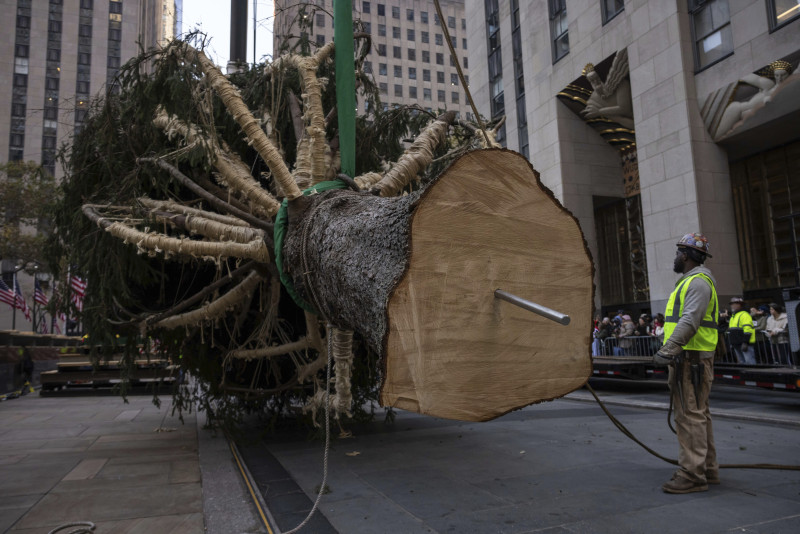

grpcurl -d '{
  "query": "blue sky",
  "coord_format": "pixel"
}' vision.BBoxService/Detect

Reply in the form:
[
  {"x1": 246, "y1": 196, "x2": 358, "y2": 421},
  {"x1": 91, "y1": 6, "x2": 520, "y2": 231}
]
[{"x1": 181, "y1": 1, "x2": 275, "y2": 66}]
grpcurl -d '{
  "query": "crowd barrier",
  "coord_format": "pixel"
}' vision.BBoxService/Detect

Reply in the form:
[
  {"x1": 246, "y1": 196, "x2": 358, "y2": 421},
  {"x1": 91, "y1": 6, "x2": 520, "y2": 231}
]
[{"x1": 593, "y1": 333, "x2": 796, "y2": 367}]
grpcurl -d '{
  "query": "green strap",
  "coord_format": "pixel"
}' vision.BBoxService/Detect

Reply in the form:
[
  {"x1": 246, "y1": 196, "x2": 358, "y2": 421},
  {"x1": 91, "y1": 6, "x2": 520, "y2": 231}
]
[
  {"x1": 334, "y1": 0, "x2": 356, "y2": 178},
  {"x1": 273, "y1": 181, "x2": 347, "y2": 314}
]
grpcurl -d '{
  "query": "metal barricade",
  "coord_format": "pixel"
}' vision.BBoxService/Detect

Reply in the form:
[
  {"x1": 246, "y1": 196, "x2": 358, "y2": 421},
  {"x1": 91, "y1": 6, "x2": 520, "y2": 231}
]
[
  {"x1": 721, "y1": 330, "x2": 796, "y2": 366},
  {"x1": 595, "y1": 336, "x2": 660, "y2": 357}
]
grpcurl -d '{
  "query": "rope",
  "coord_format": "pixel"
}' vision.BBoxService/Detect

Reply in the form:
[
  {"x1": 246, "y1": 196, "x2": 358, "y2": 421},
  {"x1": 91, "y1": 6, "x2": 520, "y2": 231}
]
[
  {"x1": 283, "y1": 323, "x2": 334, "y2": 534},
  {"x1": 47, "y1": 522, "x2": 95, "y2": 534},
  {"x1": 432, "y1": 0, "x2": 491, "y2": 146},
  {"x1": 586, "y1": 383, "x2": 800, "y2": 471}
]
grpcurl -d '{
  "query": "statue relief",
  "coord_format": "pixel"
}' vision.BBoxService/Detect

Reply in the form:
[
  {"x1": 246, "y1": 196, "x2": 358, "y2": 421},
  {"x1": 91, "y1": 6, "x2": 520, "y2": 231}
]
[
  {"x1": 702, "y1": 59, "x2": 796, "y2": 141},
  {"x1": 581, "y1": 49, "x2": 634, "y2": 130}
]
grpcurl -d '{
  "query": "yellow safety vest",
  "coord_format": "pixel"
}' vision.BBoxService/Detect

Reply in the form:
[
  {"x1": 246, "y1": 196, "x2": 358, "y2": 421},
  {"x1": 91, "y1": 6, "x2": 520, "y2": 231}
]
[
  {"x1": 729, "y1": 310, "x2": 756, "y2": 344},
  {"x1": 663, "y1": 272, "x2": 718, "y2": 351}
]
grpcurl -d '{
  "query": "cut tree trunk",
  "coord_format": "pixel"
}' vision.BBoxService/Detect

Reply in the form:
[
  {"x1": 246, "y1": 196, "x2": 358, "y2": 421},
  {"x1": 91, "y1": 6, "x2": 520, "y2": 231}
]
[{"x1": 282, "y1": 149, "x2": 594, "y2": 422}]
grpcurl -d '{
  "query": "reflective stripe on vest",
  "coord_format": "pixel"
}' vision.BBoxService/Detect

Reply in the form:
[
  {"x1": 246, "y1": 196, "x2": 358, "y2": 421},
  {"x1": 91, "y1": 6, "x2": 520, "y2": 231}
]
[
  {"x1": 663, "y1": 272, "x2": 718, "y2": 351},
  {"x1": 729, "y1": 310, "x2": 756, "y2": 343}
]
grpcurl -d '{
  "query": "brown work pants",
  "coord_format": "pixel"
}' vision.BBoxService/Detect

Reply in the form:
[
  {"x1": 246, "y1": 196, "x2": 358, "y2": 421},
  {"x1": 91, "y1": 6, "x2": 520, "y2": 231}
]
[{"x1": 667, "y1": 355, "x2": 718, "y2": 484}]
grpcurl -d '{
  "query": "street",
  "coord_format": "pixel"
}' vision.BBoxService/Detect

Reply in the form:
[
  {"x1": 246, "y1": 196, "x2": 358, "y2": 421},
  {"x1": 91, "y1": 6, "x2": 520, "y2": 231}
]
[{"x1": 237, "y1": 379, "x2": 800, "y2": 534}]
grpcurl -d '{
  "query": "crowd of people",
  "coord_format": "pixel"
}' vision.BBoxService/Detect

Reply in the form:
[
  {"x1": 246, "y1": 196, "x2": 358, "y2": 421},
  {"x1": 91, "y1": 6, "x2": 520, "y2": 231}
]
[
  {"x1": 592, "y1": 299, "x2": 792, "y2": 365},
  {"x1": 592, "y1": 310, "x2": 665, "y2": 356}
]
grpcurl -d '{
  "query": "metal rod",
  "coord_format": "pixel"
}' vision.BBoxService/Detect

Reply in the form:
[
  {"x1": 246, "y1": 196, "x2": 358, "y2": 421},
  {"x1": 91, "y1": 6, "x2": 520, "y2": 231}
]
[{"x1": 494, "y1": 289, "x2": 570, "y2": 326}]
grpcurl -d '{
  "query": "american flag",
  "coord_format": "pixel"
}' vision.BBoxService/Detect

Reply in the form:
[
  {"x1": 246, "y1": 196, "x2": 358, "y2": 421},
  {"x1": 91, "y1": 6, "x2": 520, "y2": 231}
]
[
  {"x1": 39, "y1": 320, "x2": 49, "y2": 334},
  {"x1": 70, "y1": 275, "x2": 86, "y2": 312},
  {"x1": 0, "y1": 279, "x2": 15, "y2": 308},
  {"x1": 15, "y1": 278, "x2": 31, "y2": 321},
  {"x1": 70, "y1": 275, "x2": 87, "y2": 297},
  {"x1": 34, "y1": 279, "x2": 49, "y2": 306}
]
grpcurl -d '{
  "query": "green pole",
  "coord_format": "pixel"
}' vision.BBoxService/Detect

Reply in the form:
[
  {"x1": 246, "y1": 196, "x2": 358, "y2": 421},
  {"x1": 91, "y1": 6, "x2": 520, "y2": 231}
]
[{"x1": 334, "y1": 0, "x2": 356, "y2": 177}]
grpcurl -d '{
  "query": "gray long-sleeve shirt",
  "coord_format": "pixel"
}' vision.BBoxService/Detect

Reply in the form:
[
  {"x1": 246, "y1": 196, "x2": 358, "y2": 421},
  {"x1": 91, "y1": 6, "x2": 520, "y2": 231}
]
[{"x1": 668, "y1": 266, "x2": 717, "y2": 358}]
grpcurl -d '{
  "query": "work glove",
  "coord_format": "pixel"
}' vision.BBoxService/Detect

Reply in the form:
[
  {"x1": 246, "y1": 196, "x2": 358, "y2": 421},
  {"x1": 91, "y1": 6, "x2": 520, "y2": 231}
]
[{"x1": 653, "y1": 340, "x2": 682, "y2": 366}]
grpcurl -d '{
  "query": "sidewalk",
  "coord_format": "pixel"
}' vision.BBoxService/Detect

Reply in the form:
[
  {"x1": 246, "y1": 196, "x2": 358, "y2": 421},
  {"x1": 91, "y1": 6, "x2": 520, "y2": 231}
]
[{"x1": 0, "y1": 391, "x2": 263, "y2": 534}]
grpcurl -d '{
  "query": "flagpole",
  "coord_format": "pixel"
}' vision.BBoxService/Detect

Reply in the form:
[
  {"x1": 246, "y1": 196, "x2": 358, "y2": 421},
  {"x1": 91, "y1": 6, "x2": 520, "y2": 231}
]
[{"x1": 11, "y1": 271, "x2": 17, "y2": 330}]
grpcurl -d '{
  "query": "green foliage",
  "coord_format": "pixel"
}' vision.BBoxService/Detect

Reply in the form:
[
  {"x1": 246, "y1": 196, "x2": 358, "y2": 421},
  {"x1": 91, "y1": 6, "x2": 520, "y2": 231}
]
[
  {"x1": 46, "y1": 35, "x2": 451, "y2": 433},
  {"x1": 0, "y1": 161, "x2": 60, "y2": 265}
]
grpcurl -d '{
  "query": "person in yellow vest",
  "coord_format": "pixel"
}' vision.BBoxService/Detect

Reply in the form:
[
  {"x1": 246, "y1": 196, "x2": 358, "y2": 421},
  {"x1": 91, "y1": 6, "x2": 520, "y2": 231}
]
[
  {"x1": 728, "y1": 297, "x2": 756, "y2": 364},
  {"x1": 654, "y1": 233, "x2": 719, "y2": 494}
]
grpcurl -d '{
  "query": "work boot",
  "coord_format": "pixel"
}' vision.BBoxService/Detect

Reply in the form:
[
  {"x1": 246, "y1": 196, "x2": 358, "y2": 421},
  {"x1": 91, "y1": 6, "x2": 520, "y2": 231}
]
[
  {"x1": 662, "y1": 475, "x2": 708, "y2": 494},
  {"x1": 706, "y1": 472, "x2": 720, "y2": 485}
]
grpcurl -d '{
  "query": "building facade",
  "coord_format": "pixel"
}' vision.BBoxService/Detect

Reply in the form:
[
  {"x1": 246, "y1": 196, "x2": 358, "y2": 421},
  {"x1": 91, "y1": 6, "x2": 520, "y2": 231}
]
[
  {"x1": 274, "y1": 0, "x2": 474, "y2": 119},
  {"x1": 467, "y1": 0, "x2": 800, "y2": 316},
  {"x1": 0, "y1": 0, "x2": 181, "y2": 332}
]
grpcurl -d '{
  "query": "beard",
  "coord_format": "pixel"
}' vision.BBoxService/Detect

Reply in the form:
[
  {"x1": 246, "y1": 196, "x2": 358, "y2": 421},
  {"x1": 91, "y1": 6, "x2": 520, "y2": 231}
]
[{"x1": 673, "y1": 256, "x2": 685, "y2": 273}]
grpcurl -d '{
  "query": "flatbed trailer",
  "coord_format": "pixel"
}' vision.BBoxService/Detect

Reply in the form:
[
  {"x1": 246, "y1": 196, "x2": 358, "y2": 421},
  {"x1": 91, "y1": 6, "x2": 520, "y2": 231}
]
[{"x1": 592, "y1": 356, "x2": 800, "y2": 391}]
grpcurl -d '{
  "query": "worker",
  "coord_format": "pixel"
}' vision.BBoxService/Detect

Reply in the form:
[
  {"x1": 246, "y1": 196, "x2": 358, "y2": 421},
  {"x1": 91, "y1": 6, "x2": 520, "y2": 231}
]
[
  {"x1": 728, "y1": 297, "x2": 756, "y2": 364},
  {"x1": 654, "y1": 233, "x2": 719, "y2": 494}
]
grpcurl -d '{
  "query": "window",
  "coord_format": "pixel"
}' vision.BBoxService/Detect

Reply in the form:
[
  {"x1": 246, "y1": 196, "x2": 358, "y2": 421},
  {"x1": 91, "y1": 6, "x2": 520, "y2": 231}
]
[
  {"x1": 393, "y1": 45, "x2": 401, "y2": 58},
  {"x1": 393, "y1": 26, "x2": 400, "y2": 38},
  {"x1": 77, "y1": 80, "x2": 90, "y2": 93},
  {"x1": 316, "y1": 13, "x2": 325, "y2": 27},
  {"x1": 451, "y1": 36, "x2": 457, "y2": 47},
  {"x1": 364, "y1": 21, "x2": 371, "y2": 33},
  {"x1": 768, "y1": 0, "x2": 800, "y2": 30},
  {"x1": 423, "y1": 88, "x2": 432, "y2": 100},
  {"x1": 435, "y1": 33, "x2": 443, "y2": 46},
  {"x1": 463, "y1": 56, "x2": 469, "y2": 68},
  {"x1": 602, "y1": 0, "x2": 625, "y2": 24},
  {"x1": 379, "y1": 62, "x2": 387, "y2": 75},
  {"x1": 462, "y1": 19, "x2": 466, "y2": 30},
  {"x1": 407, "y1": 8, "x2": 414, "y2": 21},
  {"x1": 79, "y1": 24, "x2": 92, "y2": 37},
  {"x1": 14, "y1": 57, "x2": 28, "y2": 74},
  {"x1": 452, "y1": 92, "x2": 459, "y2": 103},
  {"x1": 379, "y1": 82, "x2": 388, "y2": 94},
  {"x1": 392, "y1": 6, "x2": 399, "y2": 18},
  {"x1": 109, "y1": 0, "x2": 122, "y2": 14},
  {"x1": 422, "y1": 31, "x2": 429, "y2": 43},
  {"x1": 434, "y1": 14, "x2": 440, "y2": 25},
  {"x1": 377, "y1": 3, "x2": 385, "y2": 16},
  {"x1": 43, "y1": 136, "x2": 57, "y2": 149},
  {"x1": 394, "y1": 65, "x2": 402, "y2": 77},
  {"x1": 451, "y1": 73, "x2": 458, "y2": 85},
  {"x1": 550, "y1": 0, "x2": 569, "y2": 62},
  {"x1": 364, "y1": 60, "x2": 372, "y2": 73},
  {"x1": 378, "y1": 43, "x2": 386, "y2": 56},
  {"x1": 448, "y1": 16, "x2": 456, "y2": 28},
  {"x1": 10, "y1": 134, "x2": 24, "y2": 147},
  {"x1": 79, "y1": 52, "x2": 91, "y2": 65},
  {"x1": 421, "y1": 11, "x2": 428, "y2": 23},
  {"x1": 436, "y1": 52, "x2": 444, "y2": 65},
  {"x1": 408, "y1": 48, "x2": 416, "y2": 61},
  {"x1": 423, "y1": 69, "x2": 431, "y2": 81},
  {"x1": 407, "y1": 28, "x2": 415, "y2": 41},
  {"x1": 378, "y1": 24, "x2": 386, "y2": 36},
  {"x1": 437, "y1": 89, "x2": 445, "y2": 102},
  {"x1": 47, "y1": 48, "x2": 60, "y2": 61},
  {"x1": 422, "y1": 50, "x2": 430, "y2": 62},
  {"x1": 395, "y1": 84, "x2": 403, "y2": 97},
  {"x1": 11, "y1": 103, "x2": 25, "y2": 117},
  {"x1": 689, "y1": 0, "x2": 732, "y2": 70},
  {"x1": 17, "y1": 15, "x2": 30, "y2": 28},
  {"x1": 14, "y1": 74, "x2": 27, "y2": 87},
  {"x1": 363, "y1": 1, "x2": 370, "y2": 14},
  {"x1": 316, "y1": 34, "x2": 325, "y2": 46},
  {"x1": 15, "y1": 44, "x2": 29, "y2": 57},
  {"x1": 462, "y1": 38, "x2": 467, "y2": 49},
  {"x1": 46, "y1": 77, "x2": 59, "y2": 90},
  {"x1": 409, "y1": 67, "x2": 417, "y2": 79},
  {"x1": 437, "y1": 71, "x2": 445, "y2": 83},
  {"x1": 49, "y1": 20, "x2": 62, "y2": 32},
  {"x1": 409, "y1": 86, "x2": 417, "y2": 98}
]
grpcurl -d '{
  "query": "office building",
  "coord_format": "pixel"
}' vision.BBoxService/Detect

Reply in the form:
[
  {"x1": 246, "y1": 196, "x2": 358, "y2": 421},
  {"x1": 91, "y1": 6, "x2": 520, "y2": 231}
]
[
  {"x1": 467, "y1": 0, "x2": 800, "y2": 314},
  {"x1": 274, "y1": 0, "x2": 473, "y2": 119}
]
